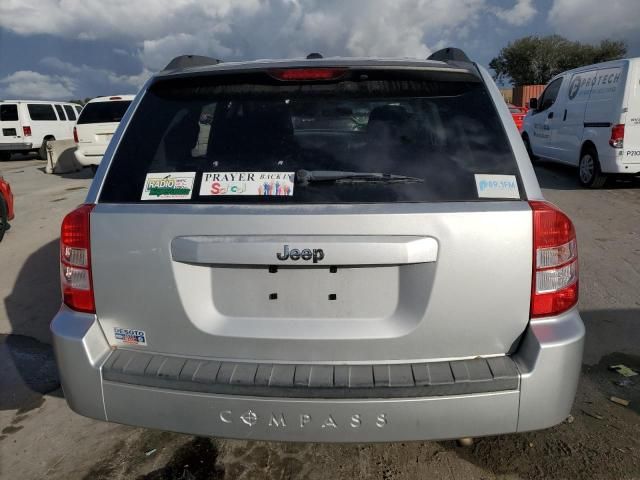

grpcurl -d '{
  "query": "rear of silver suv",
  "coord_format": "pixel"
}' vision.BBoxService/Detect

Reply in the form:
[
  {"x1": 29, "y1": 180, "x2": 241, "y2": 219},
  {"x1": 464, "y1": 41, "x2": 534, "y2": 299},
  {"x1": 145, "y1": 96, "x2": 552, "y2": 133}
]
[{"x1": 51, "y1": 49, "x2": 584, "y2": 442}]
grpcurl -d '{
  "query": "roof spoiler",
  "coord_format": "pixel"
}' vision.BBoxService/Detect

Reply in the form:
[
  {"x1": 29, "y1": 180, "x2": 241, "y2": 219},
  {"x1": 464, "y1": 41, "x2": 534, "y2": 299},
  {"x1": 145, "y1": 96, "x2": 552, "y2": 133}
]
[
  {"x1": 427, "y1": 47, "x2": 480, "y2": 78},
  {"x1": 162, "y1": 55, "x2": 222, "y2": 72},
  {"x1": 427, "y1": 47, "x2": 471, "y2": 63}
]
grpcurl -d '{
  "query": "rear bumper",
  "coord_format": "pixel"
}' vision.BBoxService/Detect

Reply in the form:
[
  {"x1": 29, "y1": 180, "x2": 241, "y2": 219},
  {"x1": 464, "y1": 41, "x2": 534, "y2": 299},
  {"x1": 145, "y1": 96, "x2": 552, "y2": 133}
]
[
  {"x1": 74, "y1": 148, "x2": 103, "y2": 166},
  {"x1": 51, "y1": 307, "x2": 584, "y2": 442},
  {"x1": 0, "y1": 142, "x2": 32, "y2": 151},
  {"x1": 599, "y1": 149, "x2": 640, "y2": 175}
]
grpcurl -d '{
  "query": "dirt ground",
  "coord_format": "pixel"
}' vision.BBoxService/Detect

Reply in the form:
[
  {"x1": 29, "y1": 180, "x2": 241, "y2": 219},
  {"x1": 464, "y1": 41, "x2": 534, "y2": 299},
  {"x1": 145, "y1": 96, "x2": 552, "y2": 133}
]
[{"x1": 0, "y1": 157, "x2": 639, "y2": 479}]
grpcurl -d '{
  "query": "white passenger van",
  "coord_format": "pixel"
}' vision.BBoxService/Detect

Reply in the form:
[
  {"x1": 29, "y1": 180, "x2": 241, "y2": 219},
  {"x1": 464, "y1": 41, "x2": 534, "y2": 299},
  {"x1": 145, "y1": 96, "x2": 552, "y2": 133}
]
[
  {"x1": 0, "y1": 100, "x2": 82, "y2": 160},
  {"x1": 73, "y1": 95, "x2": 134, "y2": 169},
  {"x1": 521, "y1": 58, "x2": 640, "y2": 187}
]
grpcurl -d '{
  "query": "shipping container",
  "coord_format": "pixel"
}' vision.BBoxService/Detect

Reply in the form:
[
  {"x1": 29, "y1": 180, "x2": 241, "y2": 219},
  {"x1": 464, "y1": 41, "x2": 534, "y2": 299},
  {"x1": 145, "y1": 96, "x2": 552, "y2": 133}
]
[{"x1": 512, "y1": 85, "x2": 545, "y2": 108}]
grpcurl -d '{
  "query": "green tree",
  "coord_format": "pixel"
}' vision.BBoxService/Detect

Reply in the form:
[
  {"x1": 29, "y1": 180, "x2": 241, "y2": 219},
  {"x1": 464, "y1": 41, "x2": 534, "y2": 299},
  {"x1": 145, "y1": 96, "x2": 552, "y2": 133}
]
[{"x1": 490, "y1": 35, "x2": 627, "y2": 86}]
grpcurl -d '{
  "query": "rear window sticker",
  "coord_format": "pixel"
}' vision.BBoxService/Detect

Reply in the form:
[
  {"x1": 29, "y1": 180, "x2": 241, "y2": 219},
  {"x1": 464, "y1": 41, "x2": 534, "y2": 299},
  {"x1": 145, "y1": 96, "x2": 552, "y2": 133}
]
[
  {"x1": 114, "y1": 327, "x2": 147, "y2": 346},
  {"x1": 200, "y1": 172, "x2": 294, "y2": 196},
  {"x1": 474, "y1": 174, "x2": 520, "y2": 199},
  {"x1": 141, "y1": 172, "x2": 195, "y2": 200}
]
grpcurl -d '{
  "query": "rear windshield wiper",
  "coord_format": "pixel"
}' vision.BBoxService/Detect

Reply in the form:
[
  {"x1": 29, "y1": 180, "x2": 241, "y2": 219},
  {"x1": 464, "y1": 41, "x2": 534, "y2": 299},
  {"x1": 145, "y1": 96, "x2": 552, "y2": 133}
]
[{"x1": 296, "y1": 169, "x2": 424, "y2": 186}]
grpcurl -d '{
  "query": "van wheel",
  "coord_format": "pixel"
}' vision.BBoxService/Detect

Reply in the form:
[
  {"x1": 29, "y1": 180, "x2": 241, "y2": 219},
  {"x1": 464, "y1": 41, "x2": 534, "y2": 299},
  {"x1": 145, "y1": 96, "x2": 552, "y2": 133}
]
[
  {"x1": 522, "y1": 134, "x2": 537, "y2": 162},
  {"x1": 578, "y1": 147, "x2": 607, "y2": 188},
  {"x1": 0, "y1": 151, "x2": 10, "y2": 161},
  {"x1": 0, "y1": 197, "x2": 8, "y2": 243},
  {"x1": 39, "y1": 137, "x2": 54, "y2": 160}
]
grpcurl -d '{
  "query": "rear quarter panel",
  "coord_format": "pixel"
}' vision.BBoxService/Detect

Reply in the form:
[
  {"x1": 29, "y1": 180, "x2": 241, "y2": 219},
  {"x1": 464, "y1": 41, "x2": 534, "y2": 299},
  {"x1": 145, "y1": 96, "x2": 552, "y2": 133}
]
[{"x1": 477, "y1": 65, "x2": 542, "y2": 200}]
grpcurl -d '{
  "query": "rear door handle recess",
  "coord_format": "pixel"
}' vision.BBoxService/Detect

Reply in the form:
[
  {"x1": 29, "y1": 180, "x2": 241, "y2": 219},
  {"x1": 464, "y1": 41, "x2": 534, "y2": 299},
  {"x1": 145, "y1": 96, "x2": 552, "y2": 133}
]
[
  {"x1": 563, "y1": 109, "x2": 567, "y2": 121},
  {"x1": 548, "y1": 111, "x2": 554, "y2": 119}
]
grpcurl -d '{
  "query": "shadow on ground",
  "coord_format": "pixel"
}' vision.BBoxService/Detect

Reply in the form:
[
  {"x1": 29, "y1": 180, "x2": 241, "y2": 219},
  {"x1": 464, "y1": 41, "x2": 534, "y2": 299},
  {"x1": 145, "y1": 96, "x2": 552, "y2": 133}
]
[
  {"x1": 534, "y1": 161, "x2": 640, "y2": 191},
  {"x1": 2, "y1": 239, "x2": 62, "y2": 410},
  {"x1": 36, "y1": 166, "x2": 95, "y2": 180},
  {"x1": 582, "y1": 308, "x2": 640, "y2": 365}
]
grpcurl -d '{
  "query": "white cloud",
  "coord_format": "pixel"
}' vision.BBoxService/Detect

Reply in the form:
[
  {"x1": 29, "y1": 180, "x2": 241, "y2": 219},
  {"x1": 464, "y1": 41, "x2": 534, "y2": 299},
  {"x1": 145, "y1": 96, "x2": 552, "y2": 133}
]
[
  {"x1": 494, "y1": 0, "x2": 536, "y2": 26},
  {"x1": 548, "y1": 0, "x2": 640, "y2": 45},
  {"x1": 0, "y1": 71, "x2": 76, "y2": 99},
  {"x1": 40, "y1": 57, "x2": 151, "y2": 90},
  {"x1": 0, "y1": 0, "x2": 535, "y2": 73},
  {"x1": 0, "y1": 0, "x2": 546, "y2": 99}
]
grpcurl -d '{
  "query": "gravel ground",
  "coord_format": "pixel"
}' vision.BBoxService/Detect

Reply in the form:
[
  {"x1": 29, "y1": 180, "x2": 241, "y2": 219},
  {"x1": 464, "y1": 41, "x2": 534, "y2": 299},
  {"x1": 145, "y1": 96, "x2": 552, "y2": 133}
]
[{"x1": 0, "y1": 157, "x2": 638, "y2": 479}]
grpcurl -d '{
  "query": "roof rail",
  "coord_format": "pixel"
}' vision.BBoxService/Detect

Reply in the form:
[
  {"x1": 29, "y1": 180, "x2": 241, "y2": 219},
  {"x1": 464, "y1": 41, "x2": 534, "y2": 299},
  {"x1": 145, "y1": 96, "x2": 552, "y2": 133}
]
[
  {"x1": 162, "y1": 55, "x2": 222, "y2": 72},
  {"x1": 306, "y1": 52, "x2": 323, "y2": 59},
  {"x1": 427, "y1": 47, "x2": 472, "y2": 64}
]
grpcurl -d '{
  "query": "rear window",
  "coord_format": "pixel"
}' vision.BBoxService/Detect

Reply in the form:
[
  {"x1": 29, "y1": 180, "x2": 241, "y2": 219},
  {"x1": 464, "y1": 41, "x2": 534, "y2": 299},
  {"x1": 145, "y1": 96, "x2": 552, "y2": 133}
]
[
  {"x1": 28, "y1": 104, "x2": 57, "y2": 121},
  {"x1": 64, "y1": 105, "x2": 77, "y2": 120},
  {"x1": 100, "y1": 69, "x2": 522, "y2": 204},
  {"x1": 77, "y1": 100, "x2": 131, "y2": 124},
  {"x1": 0, "y1": 104, "x2": 18, "y2": 121}
]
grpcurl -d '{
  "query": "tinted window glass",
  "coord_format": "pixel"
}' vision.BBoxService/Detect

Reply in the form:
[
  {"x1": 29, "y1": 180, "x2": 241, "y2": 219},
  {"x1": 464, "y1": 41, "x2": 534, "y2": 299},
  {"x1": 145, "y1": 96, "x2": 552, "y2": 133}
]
[
  {"x1": 27, "y1": 104, "x2": 57, "y2": 121},
  {"x1": 539, "y1": 78, "x2": 562, "y2": 111},
  {"x1": 54, "y1": 104, "x2": 67, "y2": 120},
  {"x1": 74, "y1": 105, "x2": 83, "y2": 115},
  {"x1": 101, "y1": 71, "x2": 521, "y2": 204},
  {"x1": 64, "y1": 105, "x2": 77, "y2": 120},
  {"x1": 0, "y1": 104, "x2": 18, "y2": 121},
  {"x1": 77, "y1": 101, "x2": 131, "y2": 124}
]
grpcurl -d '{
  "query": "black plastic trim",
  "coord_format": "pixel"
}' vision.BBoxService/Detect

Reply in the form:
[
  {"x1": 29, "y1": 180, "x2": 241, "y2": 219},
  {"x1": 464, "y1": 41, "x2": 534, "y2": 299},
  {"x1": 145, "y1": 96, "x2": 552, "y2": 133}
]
[
  {"x1": 163, "y1": 55, "x2": 221, "y2": 72},
  {"x1": 584, "y1": 122, "x2": 612, "y2": 128},
  {"x1": 102, "y1": 351, "x2": 519, "y2": 399}
]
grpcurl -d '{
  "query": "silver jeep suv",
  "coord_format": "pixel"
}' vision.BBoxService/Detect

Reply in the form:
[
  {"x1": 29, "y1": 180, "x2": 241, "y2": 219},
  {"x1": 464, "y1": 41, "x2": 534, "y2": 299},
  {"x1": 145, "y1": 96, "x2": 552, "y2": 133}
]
[{"x1": 52, "y1": 48, "x2": 584, "y2": 442}]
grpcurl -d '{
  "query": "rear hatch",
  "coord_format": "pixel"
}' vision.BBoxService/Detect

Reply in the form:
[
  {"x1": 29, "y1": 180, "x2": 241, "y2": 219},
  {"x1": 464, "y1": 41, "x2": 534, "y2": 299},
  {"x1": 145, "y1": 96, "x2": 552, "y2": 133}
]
[
  {"x1": 92, "y1": 65, "x2": 532, "y2": 363},
  {"x1": 76, "y1": 99, "x2": 131, "y2": 156},
  {"x1": 0, "y1": 103, "x2": 23, "y2": 145}
]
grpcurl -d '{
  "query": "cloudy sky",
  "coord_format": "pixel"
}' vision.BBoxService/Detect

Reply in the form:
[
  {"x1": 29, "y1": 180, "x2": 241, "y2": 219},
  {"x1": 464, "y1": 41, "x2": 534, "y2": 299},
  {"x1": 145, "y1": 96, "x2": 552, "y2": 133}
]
[{"x1": 1, "y1": 0, "x2": 639, "y2": 100}]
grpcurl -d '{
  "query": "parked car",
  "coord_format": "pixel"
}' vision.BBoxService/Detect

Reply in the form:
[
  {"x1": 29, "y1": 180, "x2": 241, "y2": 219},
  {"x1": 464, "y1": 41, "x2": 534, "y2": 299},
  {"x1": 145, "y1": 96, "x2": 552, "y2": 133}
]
[
  {"x1": 0, "y1": 100, "x2": 82, "y2": 160},
  {"x1": 0, "y1": 175, "x2": 14, "y2": 242},
  {"x1": 508, "y1": 103, "x2": 527, "y2": 131},
  {"x1": 522, "y1": 57, "x2": 640, "y2": 187},
  {"x1": 52, "y1": 49, "x2": 583, "y2": 443},
  {"x1": 73, "y1": 95, "x2": 134, "y2": 170}
]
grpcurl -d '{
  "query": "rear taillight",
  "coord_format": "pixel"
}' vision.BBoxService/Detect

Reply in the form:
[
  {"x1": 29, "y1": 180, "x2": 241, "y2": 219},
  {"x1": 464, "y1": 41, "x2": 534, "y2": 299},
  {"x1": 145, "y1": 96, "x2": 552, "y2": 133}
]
[
  {"x1": 23, "y1": 126, "x2": 32, "y2": 137},
  {"x1": 268, "y1": 68, "x2": 347, "y2": 81},
  {"x1": 73, "y1": 126, "x2": 78, "y2": 143},
  {"x1": 60, "y1": 204, "x2": 95, "y2": 313},
  {"x1": 530, "y1": 201, "x2": 578, "y2": 317},
  {"x1": 609, "y1": 123, "x2": 624, "y2": 148}
]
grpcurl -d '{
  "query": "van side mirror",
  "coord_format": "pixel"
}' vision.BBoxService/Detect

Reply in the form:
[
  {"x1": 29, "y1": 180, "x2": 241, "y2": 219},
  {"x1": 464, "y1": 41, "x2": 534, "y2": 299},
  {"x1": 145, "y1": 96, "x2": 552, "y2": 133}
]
[{"x1": 529, "y1": 98, "x2": 538, "y2": 111}]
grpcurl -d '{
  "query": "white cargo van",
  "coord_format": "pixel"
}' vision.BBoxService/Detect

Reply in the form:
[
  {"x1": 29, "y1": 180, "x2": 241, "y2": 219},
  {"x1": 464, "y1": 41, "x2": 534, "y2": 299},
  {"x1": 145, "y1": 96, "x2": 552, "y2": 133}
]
[
  {"x1": 0, "y1": 100, "x2": 82, "y2": 161},
  {"x1": 521, "y1": 58, "x2": 640, "y2": 187},
  {"x1": 73, "y1": 95, "x2": 134, "y2": 169}
]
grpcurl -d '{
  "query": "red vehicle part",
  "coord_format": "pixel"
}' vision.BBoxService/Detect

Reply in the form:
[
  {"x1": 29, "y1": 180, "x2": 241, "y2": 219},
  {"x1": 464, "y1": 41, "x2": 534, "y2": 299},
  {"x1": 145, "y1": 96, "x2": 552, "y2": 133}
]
[
  {"x1": 0, "y1": 176, "x2": 14, "y2": 221},
  {"x1": 508, "y1": 104, "x2": 527, "y2": 132}
]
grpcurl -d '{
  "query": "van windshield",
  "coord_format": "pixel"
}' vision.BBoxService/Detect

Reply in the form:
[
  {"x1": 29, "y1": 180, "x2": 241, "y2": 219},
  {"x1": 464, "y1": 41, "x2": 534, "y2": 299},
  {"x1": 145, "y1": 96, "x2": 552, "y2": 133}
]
[
  {"x1": 77, "y1": 100, "x2": 132, "y2": 124},
  {"x1": 100, "y1": 70, "x2": 522, "y2": 204}
]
